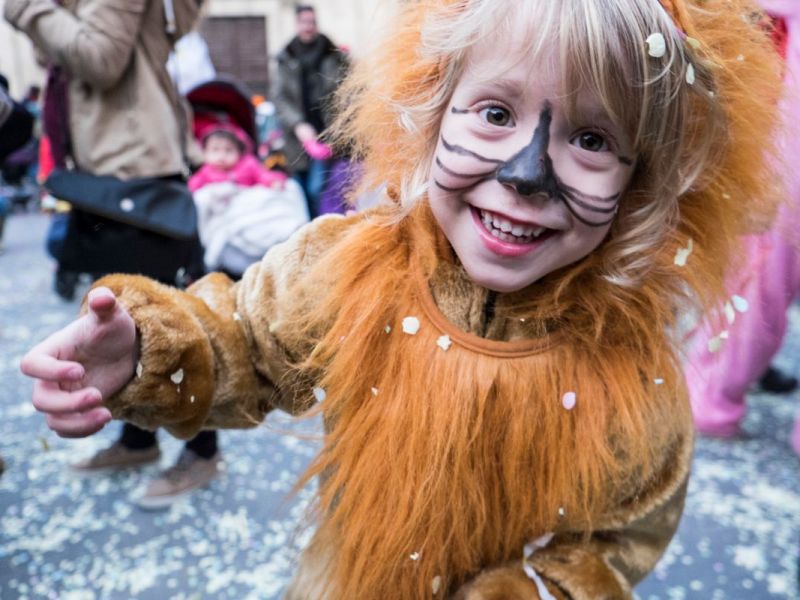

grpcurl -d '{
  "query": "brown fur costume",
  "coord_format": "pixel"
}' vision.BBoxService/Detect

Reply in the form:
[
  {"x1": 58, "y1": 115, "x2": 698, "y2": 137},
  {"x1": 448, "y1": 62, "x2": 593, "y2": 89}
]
[{"x1": 92, "y1": 0, "x2": 782, "y2": 598}]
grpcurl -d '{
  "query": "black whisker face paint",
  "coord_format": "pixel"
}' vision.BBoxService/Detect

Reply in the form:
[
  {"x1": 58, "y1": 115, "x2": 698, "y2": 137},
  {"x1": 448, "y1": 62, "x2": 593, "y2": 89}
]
[
  {"x1": 436, "y1": 101, "x2": 630, "y2": 227},
  {"x1": 434, "y1": 177, "x2": 493, "y2": 194},
  {"x1": 440, "y1": 137, "x2": 505, "y2": 165},
  {"x1": 559, "y1": 193, "x2": 618, "y2": 227},
  {"x1": 559, "y1": 181, "x2": 621, "y2": 204},
  {"x1": 435, "y1": 157, "x2": 497, "y2": 180}
]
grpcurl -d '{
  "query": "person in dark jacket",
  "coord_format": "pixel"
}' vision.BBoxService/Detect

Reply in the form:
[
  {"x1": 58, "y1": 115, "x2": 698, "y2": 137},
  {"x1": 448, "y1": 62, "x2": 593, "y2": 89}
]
[{"x1": 272, "y1": 5, "x2": 348, "y2": 218}]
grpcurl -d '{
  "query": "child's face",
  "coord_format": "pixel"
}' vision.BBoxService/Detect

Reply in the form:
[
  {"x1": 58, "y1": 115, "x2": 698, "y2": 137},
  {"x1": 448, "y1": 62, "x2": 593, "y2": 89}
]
[
  {"x1": 428, "y1": 38, "x2": 636, "y2": 293},
  {"x1": 204, "y1": 135, "x2": 242, "y2": 171}
]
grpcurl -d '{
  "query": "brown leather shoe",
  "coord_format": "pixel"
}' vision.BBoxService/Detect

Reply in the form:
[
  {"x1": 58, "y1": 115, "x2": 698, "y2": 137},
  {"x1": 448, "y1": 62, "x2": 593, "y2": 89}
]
[
  {"x1": 70, "y1": 441, "x2": 161, "y2": 472},
  {"x1": 133, "y1": 449, "x2": 221, "y2": 510}
]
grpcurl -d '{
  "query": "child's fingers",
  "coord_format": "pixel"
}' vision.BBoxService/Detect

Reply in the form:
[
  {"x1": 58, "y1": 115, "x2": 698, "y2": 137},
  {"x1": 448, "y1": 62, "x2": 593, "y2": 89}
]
[
  {"x1": 46, "y1": 407, "x2": 112, "y2": 438},
  {"x1": 31, "y1": 381, "x2": 103, "y2": 415},
  {"x1": 20, "y1": 349, "x2": 85, "y2": 382},
  {"x1": 87, "y1": 287, "x2": 118, "y2": 319}
]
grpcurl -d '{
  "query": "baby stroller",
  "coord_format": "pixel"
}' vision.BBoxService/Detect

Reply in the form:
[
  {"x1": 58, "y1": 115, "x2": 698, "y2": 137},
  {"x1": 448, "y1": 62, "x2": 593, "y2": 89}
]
[{"x1": 186, "y1": 77, "x2": 309, "y2": 278}]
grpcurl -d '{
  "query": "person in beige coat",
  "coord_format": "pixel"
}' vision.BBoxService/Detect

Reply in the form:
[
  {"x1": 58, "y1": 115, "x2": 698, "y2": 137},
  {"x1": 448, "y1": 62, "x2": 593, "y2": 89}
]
[{"x1": 5, "y1": 0, "x2": 221, "y2": 510}]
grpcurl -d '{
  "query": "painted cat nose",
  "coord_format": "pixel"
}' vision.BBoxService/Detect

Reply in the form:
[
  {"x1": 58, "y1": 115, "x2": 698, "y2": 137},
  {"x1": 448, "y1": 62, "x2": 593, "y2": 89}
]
[{"x1": 496, "y1": 157, "x2": 556, "y2": 198}]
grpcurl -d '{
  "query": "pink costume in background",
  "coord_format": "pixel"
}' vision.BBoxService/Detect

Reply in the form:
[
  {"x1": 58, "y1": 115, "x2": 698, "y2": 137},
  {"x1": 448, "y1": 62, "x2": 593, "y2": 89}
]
[
  {"x1": 188, "y1": 154, "x2": 285, "y2": 193},
  {"x1": 686, "y1": 0, "x2": 800, "y2": 452}
]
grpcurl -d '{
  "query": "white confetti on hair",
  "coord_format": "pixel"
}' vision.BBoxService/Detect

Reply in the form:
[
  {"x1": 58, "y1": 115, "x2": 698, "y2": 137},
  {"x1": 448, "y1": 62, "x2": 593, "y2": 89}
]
[
  {"x1": 708, "y1": 336, "x2": 723, "y2": 354},
  {"x1": 170, "y1": 369, "x2": 184, "y2": 385},
  {"x1": 724, "y1": 302, "x2": 736, "y2": 325},
  {"x1": 646, "y1": 33, "x2": 667, "y2": 58},
  {"x1": 409, "y1": 551, "x2": 420, "y2": 561},
  {"x1": 402, "y1": 317, "x2": 421, "y2": 335},
  {"x1": 313, "y1": 387, "x2": 327, "y2": 402},
  {"x1": 371, "y1": 388, "x2": 379, "y2": 396},
  {"x1": 732, "y1": 295, "x2": 749, "y2": 313},
  {"x1": 436, "y1": 335, "x2": 452, "y2": 352},
  {"x1": 686, "y1": 63, "x2": 696, "y2": 85},
  {"x1": 136, "y1": 362, "x2": 143, "y2": 378},
  {"x1": 674, "y1": 238, "x2": 694, "y2": 267},
  {"x1": 562, "y1": 392, "x2": 577, "y2": 411},
  {"x1": 431, "y1": 575, "x2": 442, "y2": 595}
]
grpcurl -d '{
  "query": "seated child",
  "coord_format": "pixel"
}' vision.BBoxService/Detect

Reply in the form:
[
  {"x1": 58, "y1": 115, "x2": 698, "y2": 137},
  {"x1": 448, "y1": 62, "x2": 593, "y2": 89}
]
[
  {"x1": 20, "y1": 0, "x2": 782, "y2": 597},
  {"x1": 188, "y1": 124, "x2": 287, "y2": 193},
  {"x1": 190, "y1": 124, "x2": 308, "y2": 277}
]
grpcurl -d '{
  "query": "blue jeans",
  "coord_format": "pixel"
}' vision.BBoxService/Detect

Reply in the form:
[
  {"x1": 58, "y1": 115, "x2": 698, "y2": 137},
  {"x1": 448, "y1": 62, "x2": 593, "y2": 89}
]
[{"x1": 294, "y1": 158, "x2": 330, "y2": 219}]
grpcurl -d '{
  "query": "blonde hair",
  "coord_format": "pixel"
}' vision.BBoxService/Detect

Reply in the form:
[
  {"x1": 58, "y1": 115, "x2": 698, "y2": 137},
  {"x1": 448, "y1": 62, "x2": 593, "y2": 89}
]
[{"x1": 333, "y1": 0, "x2": 781, "y2": 299}]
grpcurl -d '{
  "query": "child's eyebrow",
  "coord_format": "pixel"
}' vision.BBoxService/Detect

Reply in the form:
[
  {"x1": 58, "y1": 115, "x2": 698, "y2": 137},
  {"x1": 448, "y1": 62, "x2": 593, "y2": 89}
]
[{"x1": 470, "y1": 76, "x2": 527, "y2": 101}]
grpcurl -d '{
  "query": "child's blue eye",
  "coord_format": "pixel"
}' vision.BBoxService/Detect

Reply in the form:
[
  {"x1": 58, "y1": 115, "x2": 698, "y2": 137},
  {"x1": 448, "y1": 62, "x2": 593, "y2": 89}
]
[
  {"x1": 571, "y1": 131, "x2": 609, "y2": 152},
  {"x1": 479, "y1": 106, "x2": 514, "y2": 127}
]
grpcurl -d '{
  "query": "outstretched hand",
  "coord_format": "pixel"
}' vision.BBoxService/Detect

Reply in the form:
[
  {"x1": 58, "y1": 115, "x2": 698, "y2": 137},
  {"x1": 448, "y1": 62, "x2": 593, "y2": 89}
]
[{"x1": 20, "y1": 287, "x2": 138, "y2": 438}]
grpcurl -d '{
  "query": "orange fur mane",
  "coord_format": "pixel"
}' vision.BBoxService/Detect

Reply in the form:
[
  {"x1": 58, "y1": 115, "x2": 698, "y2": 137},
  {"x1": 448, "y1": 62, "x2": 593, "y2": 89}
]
[{"x1": 290, "y1": 207, "x2": 689, "y2": 598}]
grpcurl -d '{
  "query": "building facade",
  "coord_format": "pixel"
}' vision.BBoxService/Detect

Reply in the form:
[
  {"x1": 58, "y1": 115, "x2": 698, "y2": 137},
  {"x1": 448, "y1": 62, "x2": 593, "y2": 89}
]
[{"x1": 0, "y1": 0, "x2": 379, "y2": 97}]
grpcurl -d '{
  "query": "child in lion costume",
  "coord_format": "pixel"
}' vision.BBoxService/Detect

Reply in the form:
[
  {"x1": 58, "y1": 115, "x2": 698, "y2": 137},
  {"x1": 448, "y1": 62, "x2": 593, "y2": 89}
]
[{"x1": 22, "y1": 0, "x2": 782, "y2": 597}]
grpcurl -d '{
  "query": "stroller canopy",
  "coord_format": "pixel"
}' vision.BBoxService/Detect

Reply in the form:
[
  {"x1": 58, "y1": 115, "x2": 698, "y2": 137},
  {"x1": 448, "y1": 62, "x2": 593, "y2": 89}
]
[{"x1": 186, "y1": 77, "x2": 258, "y2": 152}]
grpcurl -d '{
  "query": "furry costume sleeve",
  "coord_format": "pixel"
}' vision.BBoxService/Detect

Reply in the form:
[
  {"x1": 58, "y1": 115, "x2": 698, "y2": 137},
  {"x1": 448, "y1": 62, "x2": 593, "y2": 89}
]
[{"x1": 91, "y1": 213, "x2": 353, "y2": 439}]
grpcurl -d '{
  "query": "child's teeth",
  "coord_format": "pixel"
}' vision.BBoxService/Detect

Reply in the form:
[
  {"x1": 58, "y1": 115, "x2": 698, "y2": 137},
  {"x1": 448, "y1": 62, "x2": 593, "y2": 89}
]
[{"x1": 478, "y1": 208, "x2": 550, "y2": 243}]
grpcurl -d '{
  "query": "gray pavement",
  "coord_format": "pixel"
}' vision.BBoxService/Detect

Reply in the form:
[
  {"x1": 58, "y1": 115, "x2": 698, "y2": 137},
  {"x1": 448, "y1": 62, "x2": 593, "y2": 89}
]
[{"x1": 1, "y1": 211, "x2": 798, "y2": 599}]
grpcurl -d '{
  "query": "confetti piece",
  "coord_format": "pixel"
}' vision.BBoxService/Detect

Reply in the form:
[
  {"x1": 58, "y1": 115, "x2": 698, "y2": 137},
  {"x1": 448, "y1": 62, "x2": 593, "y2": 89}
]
[
  {"x1": 674, "y1": 238, "x2": 694, "y2": 267},
  {"x1": 646, "y1": 33, "x2": 667, "y2": 57},
  {"x1": 686, "y1": 37, "x2": 701, "y2": 50},
  {"x1": 170, "y1": 369, "x2": 184, "y2": 385},
  {"x1": 190, "y1": 396, "x2": 196, "y2": 404},
  {"x1": 313, "y1": 387, "x2": 327, "y2": 402},
  {"x1": 371, "y1": 388, "x2": 379, "y2": 396},
  {"x1": 722, "y1": 192, "x2": 732, "y2": 200},
  {"x1": 432, "y1": 576, "x2": 442, "y2": 595},
  {"x1": 233, "y1": 312, "x2": 242, "y2": 321},
  {"x1": 402, "y1": 317, "x2": 421, "y2": 335},
  {"x1": 686, "y1": 63, "x2": 696, "y2": 85},
  {"x1": 562, "y1": 392, "x2": 577, "y2": 411},
  {"x1": 136, "y1": 362, "x2": 143, "y2": 378},
  {"x1": 708, "y1": 336, "x2": 723, "y2": 353},
  {"x1": 558, "y1": 507, "x2": 565, "y2": 517},
  {"x1": 384, "y1": 325, "x2": 392, "y2": 334},
  {"x1": 410, "y1": 552, "x2": 420, "y2": 561},
  {"x1": 654, "y1": 378, "x2": 665, "y2": 386},
  {"x1": 732, "y1": 295, "x2": 749, "y2": 313},
  {"x1": 436, "y1": 335, "x2": 452, "y2": 352},
  {"x1": 719, "y1": 330, "x2": 729, "y2": 340},
  {"x1": 724, "y1": 302, "x2": 736, "y2": 325},
  {"x1": 736, "y1": 54, "x2": 745, "y2": 61}
]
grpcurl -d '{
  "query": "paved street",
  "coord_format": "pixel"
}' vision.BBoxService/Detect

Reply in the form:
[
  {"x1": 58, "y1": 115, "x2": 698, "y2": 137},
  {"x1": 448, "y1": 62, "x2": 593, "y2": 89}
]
[{"x1": 1, "y1": 211, "x2": 799, "y2": 599}]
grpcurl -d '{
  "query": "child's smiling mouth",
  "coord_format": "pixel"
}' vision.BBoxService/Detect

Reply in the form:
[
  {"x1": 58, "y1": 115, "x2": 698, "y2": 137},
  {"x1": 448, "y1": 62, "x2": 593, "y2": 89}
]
[{"x1": 470, "y1": 206, "x2": 558, "y2": 257}]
